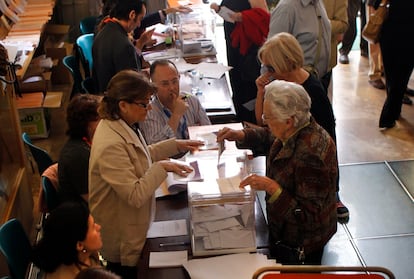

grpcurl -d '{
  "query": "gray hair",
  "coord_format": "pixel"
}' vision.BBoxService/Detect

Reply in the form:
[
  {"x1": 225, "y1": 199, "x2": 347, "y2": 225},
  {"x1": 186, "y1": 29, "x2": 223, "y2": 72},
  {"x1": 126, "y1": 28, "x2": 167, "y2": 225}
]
[{"x1": 264, "y1": 80, "x2": 311, "y2": 128}]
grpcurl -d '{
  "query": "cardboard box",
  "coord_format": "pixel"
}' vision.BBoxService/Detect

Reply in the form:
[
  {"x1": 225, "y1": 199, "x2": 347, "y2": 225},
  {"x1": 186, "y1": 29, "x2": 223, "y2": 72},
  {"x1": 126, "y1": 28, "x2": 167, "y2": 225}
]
[
  {"x1": 39, "y1": 24, "x2": 73, "y2": 84},
  {"x1": 16, "y1": 91, "x2": 63, "y2": 138}
]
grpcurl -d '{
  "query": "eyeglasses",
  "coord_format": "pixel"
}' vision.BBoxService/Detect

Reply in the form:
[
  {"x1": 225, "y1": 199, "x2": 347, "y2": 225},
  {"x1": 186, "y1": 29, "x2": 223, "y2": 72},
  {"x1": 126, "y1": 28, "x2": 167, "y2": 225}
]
[
  {"x1": 261, "y1": 114, "x2": 274, "y2": 124},
  {"x1": 131, "y1": 100, "x2": 152, "y2": 109},
  {"x1": 263, "y1": 65, "x2": 275, "y2": 73}
]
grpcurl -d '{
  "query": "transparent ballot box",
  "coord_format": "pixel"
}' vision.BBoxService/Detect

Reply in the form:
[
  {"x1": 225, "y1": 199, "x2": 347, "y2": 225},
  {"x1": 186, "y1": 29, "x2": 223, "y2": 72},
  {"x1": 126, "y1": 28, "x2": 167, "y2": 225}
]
[
  {"x1": 188, "y1": 180, "x2": 256, "y2": 257},
  {"x1": 176, "y1": 6, "x2": 217, "y2": 57}
]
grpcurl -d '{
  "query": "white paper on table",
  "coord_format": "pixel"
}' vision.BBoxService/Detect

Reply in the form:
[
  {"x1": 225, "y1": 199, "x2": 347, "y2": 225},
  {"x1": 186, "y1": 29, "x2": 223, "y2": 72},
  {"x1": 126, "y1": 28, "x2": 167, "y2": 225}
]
[
  {"x1": 149, "y1": 250, "x2": 188, "y2": 268},
  {"x1": 194, "y1": 62, "x2": 232, "y2": 79},
  {"x1": 183, "y1": 253, "x2": 281, "y2": 279},
  {"x1": 147, "y1": 219, "x2": 187, "y2": 238},
  {"x1": 218, "y1": 6, "x2": 236, "y2": 23}
]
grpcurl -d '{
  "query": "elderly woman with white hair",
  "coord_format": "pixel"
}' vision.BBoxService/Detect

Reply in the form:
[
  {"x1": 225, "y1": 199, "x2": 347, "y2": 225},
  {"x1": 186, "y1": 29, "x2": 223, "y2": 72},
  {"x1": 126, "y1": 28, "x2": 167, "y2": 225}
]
[{"x1": 216, "y1": 80, "x2": 337, "y2": 265}]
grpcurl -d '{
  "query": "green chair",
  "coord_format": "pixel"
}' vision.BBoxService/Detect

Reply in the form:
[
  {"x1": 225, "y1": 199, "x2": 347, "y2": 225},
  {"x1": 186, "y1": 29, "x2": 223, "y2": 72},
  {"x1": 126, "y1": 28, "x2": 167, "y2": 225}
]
[
  {"x1": 62, "y1": 55, "x2": 84, "y2": 98},
  {"x1": 21, "y1": 132, "x2": 54, "y2": 175},
  {"x1": 0, "y1": 219, "x2": 32, "y2": 279},
  {"x1": 79, "y1": 16, "x2": 97, "y2": 35},
  {"x1": 76, "y1": 33, "x2": 94, "y2": 78}
]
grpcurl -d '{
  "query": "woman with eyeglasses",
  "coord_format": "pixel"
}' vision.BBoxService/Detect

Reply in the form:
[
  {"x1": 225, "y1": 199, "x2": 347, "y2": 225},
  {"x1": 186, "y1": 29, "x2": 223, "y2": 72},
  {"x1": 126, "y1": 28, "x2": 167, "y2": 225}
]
[
  {"x1": 216, "y1": 80, "x2": 338, "y2": 265},
  {"x1": 255, "y1": 32, "x2": 349, "y2": 222},
  {"x1": 88, "y1": 70, "x2": 203, "y2": 279}
]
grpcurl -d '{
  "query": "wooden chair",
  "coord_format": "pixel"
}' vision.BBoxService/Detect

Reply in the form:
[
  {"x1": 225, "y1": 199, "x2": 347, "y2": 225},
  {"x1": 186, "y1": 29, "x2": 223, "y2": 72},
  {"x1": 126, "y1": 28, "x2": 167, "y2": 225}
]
[{"x1": 252, "y1": 265, "x2": 395, "y2": 279}]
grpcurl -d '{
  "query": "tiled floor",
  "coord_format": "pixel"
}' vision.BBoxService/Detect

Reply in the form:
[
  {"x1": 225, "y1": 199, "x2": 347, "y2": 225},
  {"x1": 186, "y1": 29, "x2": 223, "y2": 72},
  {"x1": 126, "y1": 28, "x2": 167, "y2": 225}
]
[{"x1": 29, "y1": 28, "x2": 414, "y2": 278}]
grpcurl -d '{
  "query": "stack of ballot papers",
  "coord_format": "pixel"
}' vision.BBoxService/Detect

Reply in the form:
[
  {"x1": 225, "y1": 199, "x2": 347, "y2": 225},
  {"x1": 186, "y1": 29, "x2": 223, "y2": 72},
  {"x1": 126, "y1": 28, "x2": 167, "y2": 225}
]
[{"x1": 183, "y1": 253, "x2": 280, "y2": 279}]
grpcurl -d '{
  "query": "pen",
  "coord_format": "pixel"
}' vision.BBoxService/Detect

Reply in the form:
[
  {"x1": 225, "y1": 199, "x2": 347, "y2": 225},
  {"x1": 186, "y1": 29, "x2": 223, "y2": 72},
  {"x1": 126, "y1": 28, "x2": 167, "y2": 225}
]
[{"x1": 159, "y1": 242, "x2": 188, "y2": 247}]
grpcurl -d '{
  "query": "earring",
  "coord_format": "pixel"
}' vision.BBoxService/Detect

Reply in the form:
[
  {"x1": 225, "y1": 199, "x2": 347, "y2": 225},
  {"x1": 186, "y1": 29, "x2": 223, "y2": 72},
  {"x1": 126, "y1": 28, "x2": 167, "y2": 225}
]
[{"x1": 82, "y1": 249, "x2": 87, "y2": 253}]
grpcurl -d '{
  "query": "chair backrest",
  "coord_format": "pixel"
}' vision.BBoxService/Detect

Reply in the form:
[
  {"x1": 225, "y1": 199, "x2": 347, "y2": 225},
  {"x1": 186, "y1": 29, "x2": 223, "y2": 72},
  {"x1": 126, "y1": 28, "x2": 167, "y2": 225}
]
[
  {"x1": 22, "y1": 132, "x2": 54, "y2": 175},
  {"x1": 0, "y1": 219, "x2": 32, "y2": 279},
  {"x1": 81, "y1": 76, "x2": 96, "y2": 94},
  {"x1": 41, "y1": 176, "x2": 59, "y2": 212},
  {"x1": 79, "y1": 16, "x2": 97, "y2": 35},
  {"x1": 62, "y1": 55, "x2": 84, "y2": 98},
  {"x1": 252, "y1": 266, "x2": 395, "y2": 279},
  {"x1": 76, "y1": 34, "x2": 94, "y2": 78}
]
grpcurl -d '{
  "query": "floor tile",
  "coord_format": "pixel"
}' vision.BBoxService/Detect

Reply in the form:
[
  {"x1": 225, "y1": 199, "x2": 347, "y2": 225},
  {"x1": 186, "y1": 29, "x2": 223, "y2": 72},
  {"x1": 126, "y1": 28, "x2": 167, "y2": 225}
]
[
  {"x1": 339, "y1": 163, "x2": 414, "y2": 238},
  {"x1": 354, "y1": 235, "x2": 414, "y2": 279},
  {"x1": 387, "y1": 160, "x2": 414, "y2": 199},
  {"x1": 323, "y1": 224, "x2": 362, "y2": 266}
]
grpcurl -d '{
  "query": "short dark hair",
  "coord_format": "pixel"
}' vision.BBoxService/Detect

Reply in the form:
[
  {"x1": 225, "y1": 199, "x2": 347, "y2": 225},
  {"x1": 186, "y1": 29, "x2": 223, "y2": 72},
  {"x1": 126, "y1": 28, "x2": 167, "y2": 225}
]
[
  {"x1": 110, "y1": 0, "x2": 145, "y2": 20},
  {"x1": 98, "y1": 69, "x2": 156, "y2": 120},
  {"x1": 149, "y1": 59, "x2": 178, "y2": 79},
  {"x1": 32, "y1": 202, "x2": 90, "y2": 272},
  {"x1": 66, "y1": 94, "x2": 100, "y2": 139}
]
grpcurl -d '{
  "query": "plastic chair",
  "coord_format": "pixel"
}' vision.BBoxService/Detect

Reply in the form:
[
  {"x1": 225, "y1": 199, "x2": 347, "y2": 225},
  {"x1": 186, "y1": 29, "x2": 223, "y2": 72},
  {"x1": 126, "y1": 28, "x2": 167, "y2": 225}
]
[
  {"x1": 252, "y1": 265, "x2": 395, "y2": 279},
  {"x1": 76, "y1": 33, "x2": 94, "y2": 78},
  {"x1": 81, "y1": 76, "x2": 96, "y2": 94},
  {"x1": 79, "y1": 16, "x2": 97, "y2": 35},
  {"x1": 41, "y1": 175, "x2": 59, "y2": 212},
  {"x1": 0, "y1": 218, "x2": 32, "y2": 279},
  {"x1": 21, "y1": 132, "x2": 54, "y2": 175},
  {"x1": 62, "y1": 55, "x2": 84, "y2": 98}
]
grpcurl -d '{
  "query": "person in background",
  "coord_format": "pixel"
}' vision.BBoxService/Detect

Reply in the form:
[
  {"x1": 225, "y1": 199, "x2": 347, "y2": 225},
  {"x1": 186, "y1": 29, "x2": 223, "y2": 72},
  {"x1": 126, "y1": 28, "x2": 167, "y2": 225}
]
[
  {"x1": 339, "y1": 0, "x2": 368, "y2": 64},
  {"x1": 378, "y1": 0, "x2": 414, "y2": 128},
  {"x1": 88, "y1": 70, "x2": 203, "y2": 278},
  {"x1": 322, "y1": 0, "x2": 349, "y2": 95},
  {"x1": 268, "y1": 0, "x2": 331, "y2": 81},
  {"x1": 210, "y1": 0, "x2": 269, "y2": 124},
  {"x1": 92, "y1": 0, "x2": 148, "y2": 93},
  {"x1": 75, "y1": 267, "x2": 120, "y2": 279},
  {"x1": 32, "y1": 202, "x2": 102, "y2": 278},
  {"x1": 365, "y1": 0, "x2": 413, "y2": 105},
  {"x1": 139, "y1": 59, "x2": 211, "y2": 145},
  {"x1": 255, "y1": 32, "x2": 349, "y2": 221},
  {"x1": 217, "y1": 80, "x2": 337, "y2": 264},
  {"x1": 58, "y1": 94, "x2": 101, "y2": 206}
]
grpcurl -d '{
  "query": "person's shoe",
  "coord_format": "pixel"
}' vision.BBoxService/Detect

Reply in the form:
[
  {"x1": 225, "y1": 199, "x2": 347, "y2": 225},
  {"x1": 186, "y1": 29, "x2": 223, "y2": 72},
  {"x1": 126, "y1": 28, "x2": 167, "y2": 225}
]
[
  {"x1": 338, "y1": 54, "x2": 349, "y2": 64},
  {"x1": 337, "y1": 201, "x2": 349, "y2": 221},
  {"x1": 402, "y1": 95, "x2": 412, "y2": 105},
  {"x1": 368, "y1": 79, "x2": 385, "y2": 90},
  {"x1": 379, "y1": 120, "x2": 396, "y2": 129},
  {"x1": 406, "y1": 88, "x2": 414, "y2": 96}
]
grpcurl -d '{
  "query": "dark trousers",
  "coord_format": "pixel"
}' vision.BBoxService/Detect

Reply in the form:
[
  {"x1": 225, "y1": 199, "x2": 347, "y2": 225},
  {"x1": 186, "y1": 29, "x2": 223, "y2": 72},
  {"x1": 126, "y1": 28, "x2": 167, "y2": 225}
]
[
  {"x1": 106, "y1": 261, "x2": 138, "y2": 279},
  {"x1": 340, "y1": 0, "x2": 367, "y2": 55}
]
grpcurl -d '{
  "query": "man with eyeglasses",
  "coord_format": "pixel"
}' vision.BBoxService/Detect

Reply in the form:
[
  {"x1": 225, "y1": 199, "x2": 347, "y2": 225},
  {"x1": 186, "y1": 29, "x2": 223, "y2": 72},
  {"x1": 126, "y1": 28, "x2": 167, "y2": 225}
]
[{"x1": 139, "y1": 59, "x2": 211, "y2": 145}]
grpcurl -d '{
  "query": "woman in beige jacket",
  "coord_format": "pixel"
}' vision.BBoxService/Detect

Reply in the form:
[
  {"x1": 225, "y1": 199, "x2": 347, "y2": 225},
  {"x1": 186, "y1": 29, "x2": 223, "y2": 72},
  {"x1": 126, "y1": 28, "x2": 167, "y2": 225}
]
[{"x1": 88, "y1": 70, "x2": 203, "y2": 278}]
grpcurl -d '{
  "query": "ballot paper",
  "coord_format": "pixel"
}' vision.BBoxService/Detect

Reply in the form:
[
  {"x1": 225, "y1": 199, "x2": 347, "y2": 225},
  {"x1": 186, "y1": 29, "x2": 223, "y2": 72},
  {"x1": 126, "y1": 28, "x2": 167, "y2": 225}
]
[
  {"x1": 149, "y1": 250, "x2": 188, "y2": 268},
  {"x1": 218, "y1": 6, "x2": 236, "y2": 23},
  {"x1": 147, "y1": 219, "x2": 187, "y2": 238},
  {"x1": 183, "y1": 253, "x2": 281, "y2": 279}
]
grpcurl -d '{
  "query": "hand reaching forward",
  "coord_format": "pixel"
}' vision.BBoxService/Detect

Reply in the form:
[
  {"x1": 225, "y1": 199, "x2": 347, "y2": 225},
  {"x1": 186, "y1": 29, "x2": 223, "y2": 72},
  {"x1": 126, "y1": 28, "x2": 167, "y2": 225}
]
[
  {"x1": 216, "y1": 127, "x2": 245, "y2": 142},
  {"x1": 240, "y1": 173, "x2": 280, "y2": 195},
  {"x1": 159, "y1": 160, "x2": 193, "y2": 177}
]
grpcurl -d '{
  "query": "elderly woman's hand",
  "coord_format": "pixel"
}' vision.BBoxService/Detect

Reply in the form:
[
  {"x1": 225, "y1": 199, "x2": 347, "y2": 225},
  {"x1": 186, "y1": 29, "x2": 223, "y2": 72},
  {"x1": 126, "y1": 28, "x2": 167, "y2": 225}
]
[
  {"x1": 240, "y1": 174, "x2": 281, "y2": 195},
  {"x1": 216, "y1": 127, "x2": 245, "y2": 142},
  {"x1": 159, "y1": 160, "x2": 193, "y2": 177},
  {"x1": 176, "y1": 139, "x2": 204, "y2": 153}
]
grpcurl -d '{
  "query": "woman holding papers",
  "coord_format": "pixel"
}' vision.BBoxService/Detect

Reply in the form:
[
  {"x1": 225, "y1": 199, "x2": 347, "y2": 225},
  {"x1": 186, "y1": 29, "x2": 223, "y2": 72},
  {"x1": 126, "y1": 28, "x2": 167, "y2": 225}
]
[
  {"x1": 216, "y1": 80, "x2": 337, "y2": 265},
  {"x1": 88, "y1": 70, "x2": 203, "y2": 278}
]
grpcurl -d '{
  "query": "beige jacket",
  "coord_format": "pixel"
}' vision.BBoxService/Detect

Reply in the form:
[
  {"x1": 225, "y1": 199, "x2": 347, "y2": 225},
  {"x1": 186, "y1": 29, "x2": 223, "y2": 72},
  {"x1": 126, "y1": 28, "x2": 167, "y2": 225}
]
[
  {"x1": 323, "y1": 0, "x2": 348, "y2": 70},
  {"x1": 89, "y1": 119, "x2": 179, "y2": 266}
]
